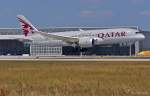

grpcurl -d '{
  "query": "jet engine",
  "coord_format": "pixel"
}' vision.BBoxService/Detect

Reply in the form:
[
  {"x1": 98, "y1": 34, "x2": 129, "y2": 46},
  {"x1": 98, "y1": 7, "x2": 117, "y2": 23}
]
[{"x1": 78, "y1": 37, "x2": 103, "y2": 48}]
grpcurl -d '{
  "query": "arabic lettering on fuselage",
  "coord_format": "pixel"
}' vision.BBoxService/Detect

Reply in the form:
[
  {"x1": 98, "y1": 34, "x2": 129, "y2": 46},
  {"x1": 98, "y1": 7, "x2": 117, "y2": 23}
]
[{"x1": 98, "y1": 32, "x2": 127, "y2": 39}]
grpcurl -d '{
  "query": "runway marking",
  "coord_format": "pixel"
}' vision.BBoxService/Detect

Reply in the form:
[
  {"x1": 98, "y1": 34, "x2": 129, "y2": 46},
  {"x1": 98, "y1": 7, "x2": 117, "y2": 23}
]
[
  {"x1": 0, "y1": 58, "x2": 150, "y2": 61},
  {"x1": 0, "y1": 56, "x2": 150, "y2": 61}
]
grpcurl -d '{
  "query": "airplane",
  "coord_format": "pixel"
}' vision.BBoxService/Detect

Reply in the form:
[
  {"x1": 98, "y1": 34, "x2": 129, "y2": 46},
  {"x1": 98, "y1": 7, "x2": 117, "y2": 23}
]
[{"x1": 17, "y1": 15, "x2": 145, "y2": 48}]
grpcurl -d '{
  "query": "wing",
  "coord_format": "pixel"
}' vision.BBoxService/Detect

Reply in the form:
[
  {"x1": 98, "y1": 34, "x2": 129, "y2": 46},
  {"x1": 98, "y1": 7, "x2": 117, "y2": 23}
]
[{"x1": 34, "y1": 31, "x2": 79, "y2": 43}]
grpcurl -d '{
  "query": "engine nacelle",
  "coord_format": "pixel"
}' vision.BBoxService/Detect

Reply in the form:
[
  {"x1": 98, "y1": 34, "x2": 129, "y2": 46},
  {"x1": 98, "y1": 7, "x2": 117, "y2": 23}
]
[
  {"x1": 78, "y1": 37, "x2": 103, "y2": 48},
  {"x1": 92, "y1": 37, "x2": 103, "y2": 45}
]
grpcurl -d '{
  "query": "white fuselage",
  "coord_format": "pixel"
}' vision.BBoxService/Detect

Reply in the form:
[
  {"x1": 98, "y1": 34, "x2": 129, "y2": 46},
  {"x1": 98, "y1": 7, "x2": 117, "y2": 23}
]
[{"x1": 26, "y1": 28, "x2": 145, "y2": 47}]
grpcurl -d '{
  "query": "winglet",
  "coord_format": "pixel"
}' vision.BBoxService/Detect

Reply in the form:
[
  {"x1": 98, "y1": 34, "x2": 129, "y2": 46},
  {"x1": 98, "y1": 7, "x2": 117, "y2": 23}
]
[{"x1": 17, "y1": 15, "x2": 38, "y2": 36}]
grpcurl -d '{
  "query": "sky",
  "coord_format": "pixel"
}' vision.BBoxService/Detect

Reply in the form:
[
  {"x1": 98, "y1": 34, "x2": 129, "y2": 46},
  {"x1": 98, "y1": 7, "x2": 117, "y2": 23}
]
[{"x1": 0, "y1": 0, "x2": 150, "y2": 30}]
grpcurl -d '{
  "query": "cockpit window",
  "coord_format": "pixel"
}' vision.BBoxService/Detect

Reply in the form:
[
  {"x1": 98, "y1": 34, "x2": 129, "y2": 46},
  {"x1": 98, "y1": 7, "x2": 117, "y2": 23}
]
[{"x1": 136, "y1": 32, "x2": 141, "y2": 34}]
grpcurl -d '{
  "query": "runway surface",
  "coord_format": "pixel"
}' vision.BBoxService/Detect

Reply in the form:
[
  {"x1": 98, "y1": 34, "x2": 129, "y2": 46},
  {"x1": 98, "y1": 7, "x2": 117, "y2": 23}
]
[{"x1": 0, "y1": 56, "x2": 150, "y2": 61}]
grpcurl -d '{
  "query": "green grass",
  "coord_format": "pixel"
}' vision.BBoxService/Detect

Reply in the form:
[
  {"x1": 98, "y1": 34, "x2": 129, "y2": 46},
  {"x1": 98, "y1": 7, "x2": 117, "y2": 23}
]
[{"x1": 0, "y1": 61, "x2": 149, "y2": 96}]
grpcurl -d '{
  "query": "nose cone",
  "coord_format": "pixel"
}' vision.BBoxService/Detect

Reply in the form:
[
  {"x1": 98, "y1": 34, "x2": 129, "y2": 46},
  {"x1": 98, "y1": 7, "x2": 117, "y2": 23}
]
[
  {"x1": 135, "y1": 33, "x2": 145, "y2": 40},
  {"x1": 139, "y1": 34, "x2": 145, "y2": 40}
]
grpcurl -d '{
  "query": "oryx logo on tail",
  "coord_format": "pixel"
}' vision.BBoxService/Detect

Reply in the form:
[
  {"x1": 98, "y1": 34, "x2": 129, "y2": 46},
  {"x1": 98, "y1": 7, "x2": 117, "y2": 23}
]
[
  {"x1": 17, "y1": 17, "x2": 33, "y2": 36},
  {"x1": 17, "y1": 15, "x2": 38, "y2": 36}
]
